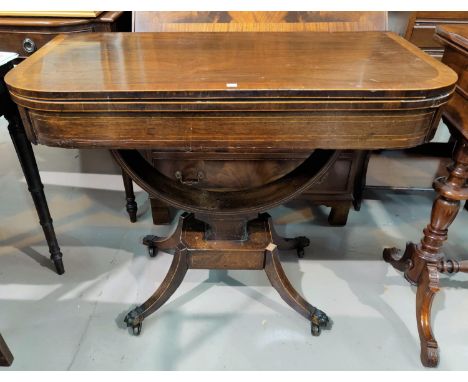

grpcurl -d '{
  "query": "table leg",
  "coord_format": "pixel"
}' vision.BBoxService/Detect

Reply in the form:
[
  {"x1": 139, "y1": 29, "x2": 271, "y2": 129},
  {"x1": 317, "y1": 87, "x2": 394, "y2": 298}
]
[
  {"x1": 0, "y1": 333, "x2": 13, "y2": 367},
  {"x1": 6, "y1": 112, "x2": 64, "y2": 275},
  {"x1": 122, "y1": 171, "x2": 137, "y2": 223},
  {"x1": 262, "y1": 212, "x2": 310, "y2": 258},
  {"x1": 383, "y1": 139, "x2": 468, "y2": 367},
  {"x1": 264, "y1": 243, "x2": 330, "y2": 336},
  {"x1": 124, "y1": 243, "x2": 189, "y2": 335}
]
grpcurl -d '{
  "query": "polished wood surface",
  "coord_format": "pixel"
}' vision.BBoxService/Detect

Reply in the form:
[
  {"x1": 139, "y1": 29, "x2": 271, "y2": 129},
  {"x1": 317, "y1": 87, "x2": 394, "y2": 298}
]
[
  {"x1": 128, "y1": 11, "x2": 385, "y2": 226},
  {"x1": 0, "y1": 11, "x2": 103, "y2": 18},
  {"x1": 6, "y1": 32, "x2": 457, "y2": 151},
  {"x1": 7, "y1": 32, "x2": 454, "y2": 98},
  {"x1": 134, "y1": 11, "x2": 387, "y2": 32},
  {"x1": 435, "y1": 24, "x2": 468, "y2": 140},
  {"x1": 0, "y1": 11, "x2": 130, "y2": 59},
  {"x1": 384, "y1": 24, "x2": 468, "y2": 368}
]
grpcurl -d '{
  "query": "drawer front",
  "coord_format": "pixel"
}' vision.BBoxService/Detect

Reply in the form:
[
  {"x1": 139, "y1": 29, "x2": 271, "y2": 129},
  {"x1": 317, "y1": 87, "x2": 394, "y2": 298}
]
[
  {"x1": 0, "y1": 29, "x2": 93, "y2": 58},
  {"x1": 152, "y1": 158, "x2": 306, "y2": 191}
]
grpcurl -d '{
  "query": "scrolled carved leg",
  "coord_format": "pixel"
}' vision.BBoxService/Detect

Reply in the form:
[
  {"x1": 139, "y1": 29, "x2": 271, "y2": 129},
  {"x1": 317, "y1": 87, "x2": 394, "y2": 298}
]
[
  {"x1": 263, "y1": 213, "x2": 310, "y2": 258},
  {"x1": 264, "y1": 243, "x2": 330, "y2": 336},
  {"x1": 122, "y1": 171, "x2": 137, "y2": 223},
  {"x1": 384, "y1": 139, "x2": 467, "y2": 367},
  {"x1": 124, "y1": 243, "x2": 189, "y2": 335},
  {"x1": 416, "y1": 263, "x2": 440, "y2": 367}
]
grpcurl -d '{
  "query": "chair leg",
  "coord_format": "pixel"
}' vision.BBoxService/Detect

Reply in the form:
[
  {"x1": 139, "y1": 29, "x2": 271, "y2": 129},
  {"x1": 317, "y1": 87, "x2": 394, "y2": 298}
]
[{"x1": 122, "y1": 171, "x2": 137, "y2": 223}]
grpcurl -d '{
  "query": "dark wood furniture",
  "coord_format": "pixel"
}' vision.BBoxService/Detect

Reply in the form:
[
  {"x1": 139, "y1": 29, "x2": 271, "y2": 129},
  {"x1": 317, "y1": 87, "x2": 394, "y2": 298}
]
[
  {"x1": 0, "y1": 11, "x2": 131, "y2": 274},
  {"x1": 122, "y1": 11, "x2": 385, "y2": 226},
  {"x1": 0, "y1": 333, "x2": 13, "y2": 367},
  {"x1": 5, "y1": 31, "x2": 456, "y2": 364},
  {"x1": 384, "y1": 24, "x2": 468, "y2": 368},
  {"x1": 0, "y1": 53, "x2": 18, "y2": 367},
  {"x1": 405, "y1": 12, "x2": 468, "y2": 60},
  {"x1": 0, "y1": 11, "x2": 131, "y2": 60}
]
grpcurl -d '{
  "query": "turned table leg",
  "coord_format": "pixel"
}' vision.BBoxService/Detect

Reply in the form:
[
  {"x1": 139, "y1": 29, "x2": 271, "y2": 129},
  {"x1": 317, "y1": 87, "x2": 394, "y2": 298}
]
[
  {"x1": 384, "y1": 139, "x2": 468, "y2": 367},
  {"x1": 122, "y1": 171, "x2": 137, "y2": 223},
  {"x1": 5, "y1": 112, "x2": 65, "y2": 275}
]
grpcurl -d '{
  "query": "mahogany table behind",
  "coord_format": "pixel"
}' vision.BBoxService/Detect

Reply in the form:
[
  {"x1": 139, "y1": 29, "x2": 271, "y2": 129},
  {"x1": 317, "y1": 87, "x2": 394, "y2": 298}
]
[{"x1": 5, "y1": 32, "x2": 457, "y2": 366}]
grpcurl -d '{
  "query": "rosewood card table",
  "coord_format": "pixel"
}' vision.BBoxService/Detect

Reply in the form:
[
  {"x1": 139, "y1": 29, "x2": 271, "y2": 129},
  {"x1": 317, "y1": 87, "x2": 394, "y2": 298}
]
[{"x1": 4, "y1": 32, "x2": 457, "y2": 364}]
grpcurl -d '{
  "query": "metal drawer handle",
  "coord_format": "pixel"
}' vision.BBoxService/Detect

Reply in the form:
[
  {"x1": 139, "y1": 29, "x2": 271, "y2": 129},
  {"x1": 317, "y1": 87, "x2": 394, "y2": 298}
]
[
  {"x1": 174, "y1": 170, "x2": 204, "y2": 186},
  {"x1": 22, "y1": 38, "x2": 36, "y2": 54}
]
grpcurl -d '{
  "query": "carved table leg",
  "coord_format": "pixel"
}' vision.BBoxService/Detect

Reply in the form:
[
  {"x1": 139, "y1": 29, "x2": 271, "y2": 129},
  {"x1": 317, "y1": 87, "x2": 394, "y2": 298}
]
[
  {"x1": 122, "y1": 171, "x2": 137, "y2": 223},
  {"x1": 264, "y1": 243, "x2": 330, "y2": 336},
  {"x1": 0, "y1": 333, "x2": 13, "y2": 367},
  {"x1": 6, "y1": 112, "x2": 64, "y2": 275},
  {"x1": 383, "y1": 139, "x2": 468, "y2": 367},
  {"x1": 262, "y1": 213, "x2": 310, "y2": 258},
  {"x1": 124, "y1": 243, "x2": 189, "y2": 334},
  {"x1": 142, "y1": 212, "x2": 192, "y2": 257}
]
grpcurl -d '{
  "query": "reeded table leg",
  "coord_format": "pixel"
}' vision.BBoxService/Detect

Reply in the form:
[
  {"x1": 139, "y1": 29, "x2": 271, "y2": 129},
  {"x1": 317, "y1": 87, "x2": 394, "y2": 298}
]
[
  {"x1": 384, "y1": 139, "x2": 468, "y2": 367},
  {"x1": 122, "y1": 171, "x2": 137, "y2": 223},
  {"x1": 6, "y1": 112, "x2": 64, "y2": 275}
]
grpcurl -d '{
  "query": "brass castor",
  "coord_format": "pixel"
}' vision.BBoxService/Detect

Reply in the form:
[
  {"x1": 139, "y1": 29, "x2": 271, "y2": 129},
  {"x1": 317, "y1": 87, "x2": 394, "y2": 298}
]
[
  {"x1": 148, "y1": 245, "x2": 158, "y2": 258},
  {"x1": 310, "y1": 309, "x2": 330, "y2": 337},
  {"x1": 124, "y1": 306, "x2": 144, "y2": 336},
  {"x1": 143, "y1": 235, "x2": 160, "y2": 257}
]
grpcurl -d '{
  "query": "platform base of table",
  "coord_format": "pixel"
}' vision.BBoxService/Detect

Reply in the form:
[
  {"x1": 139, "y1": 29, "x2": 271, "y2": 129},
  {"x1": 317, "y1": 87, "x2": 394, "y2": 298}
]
[{"x1": 124, "y1": 212, "x2": 331, "y2": 337}]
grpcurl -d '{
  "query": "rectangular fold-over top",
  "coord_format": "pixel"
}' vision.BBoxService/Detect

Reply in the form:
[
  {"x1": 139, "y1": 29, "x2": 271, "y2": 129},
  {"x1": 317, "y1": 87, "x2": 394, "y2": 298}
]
[{"x1": 6, "y1": 31, "x2": 457, "y2": 103}]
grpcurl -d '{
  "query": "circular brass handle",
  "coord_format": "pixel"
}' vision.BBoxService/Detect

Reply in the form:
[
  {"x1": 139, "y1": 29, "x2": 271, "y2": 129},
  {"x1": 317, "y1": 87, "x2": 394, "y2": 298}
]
[{"x1": 22, "y1": 38, "x2": 36, "y2": 54}]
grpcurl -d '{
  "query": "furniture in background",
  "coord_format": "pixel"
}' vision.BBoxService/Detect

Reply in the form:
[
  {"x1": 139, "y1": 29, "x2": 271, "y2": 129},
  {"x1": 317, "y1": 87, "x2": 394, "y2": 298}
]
[
  {"x1": 384, "y1": 24, "x2": 468, "y2": 368},
  {"x1": 5, "y1": 30, "x2": 456, "y2": 365},
  {"x1": 121, "y1": 11, "x2": 386, "y2": 227},
  {"x1": 0, "y1": 52, "x2": 19, "y2": 368},
  {"x1": 405, "y1": 11, "x2": 468, "y2": 60},
  {"x1": 0, "y1": 11, "x2": 131, "y2": 61},
  {"x1": 0, "y1": 11, "x2": 131, "y2": 274}
]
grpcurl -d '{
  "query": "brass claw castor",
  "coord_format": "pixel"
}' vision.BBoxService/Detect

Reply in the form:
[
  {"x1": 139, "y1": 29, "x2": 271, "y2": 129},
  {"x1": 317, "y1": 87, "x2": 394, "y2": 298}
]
[
  {"x1": 311, "y1": 308, "x2": 330, "y2": 337},
  {"x1": 142, "y1": 235, "x2": 159, "y2": 257},
  {"x1": 124, "y1": 306, "x2": 145, "y2": 336}
]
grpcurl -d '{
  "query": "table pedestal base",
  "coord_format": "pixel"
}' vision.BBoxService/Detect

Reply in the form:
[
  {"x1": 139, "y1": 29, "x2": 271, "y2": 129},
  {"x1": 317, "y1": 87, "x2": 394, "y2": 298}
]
[
  {"x1": 124, "y1": 212, "x2": 330, "y2": 336},
  {"x1": 384, "y1": 138, "x2": 468, "y2": 368}
]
